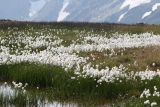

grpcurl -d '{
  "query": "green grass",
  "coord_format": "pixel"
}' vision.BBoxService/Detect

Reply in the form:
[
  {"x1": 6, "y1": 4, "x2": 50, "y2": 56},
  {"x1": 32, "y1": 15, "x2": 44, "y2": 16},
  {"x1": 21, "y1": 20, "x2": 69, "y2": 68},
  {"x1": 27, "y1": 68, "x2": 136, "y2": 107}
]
[
  {"x1": 0, "y1": 62, "x2": 160, "y2": 99},
  {"x1": 0, "y1": 62, "x2": 133, "y2": 99},
  {"x1": 1, "y1": 21, "x2": 160, "y2": 106}
]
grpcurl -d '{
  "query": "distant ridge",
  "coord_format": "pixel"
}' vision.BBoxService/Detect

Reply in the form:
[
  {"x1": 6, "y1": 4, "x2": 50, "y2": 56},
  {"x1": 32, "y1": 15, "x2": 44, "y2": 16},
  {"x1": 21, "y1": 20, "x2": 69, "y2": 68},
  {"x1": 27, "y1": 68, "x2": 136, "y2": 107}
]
[{"x1": 0, "y1": 0, "x2": 160, "y2": 24}]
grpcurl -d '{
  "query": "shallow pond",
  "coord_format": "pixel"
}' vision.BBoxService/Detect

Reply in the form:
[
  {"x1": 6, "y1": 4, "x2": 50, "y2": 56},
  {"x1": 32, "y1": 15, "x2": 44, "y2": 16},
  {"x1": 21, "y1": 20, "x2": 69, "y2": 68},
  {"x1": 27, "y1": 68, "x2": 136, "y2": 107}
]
[
  {"x1": 0, "y1": 83, "x2": 111, "y2": 107},
  {"x1": 0, "y1": 83, "x2": 79, "y2": 107}
]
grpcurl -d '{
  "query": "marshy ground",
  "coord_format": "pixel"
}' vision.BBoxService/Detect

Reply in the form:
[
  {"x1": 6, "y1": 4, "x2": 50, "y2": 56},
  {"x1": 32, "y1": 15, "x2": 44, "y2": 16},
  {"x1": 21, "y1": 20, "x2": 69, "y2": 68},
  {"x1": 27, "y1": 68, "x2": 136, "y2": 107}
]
[{"x1": 0, "y1": 21, "x2": 160, "y2": 107}]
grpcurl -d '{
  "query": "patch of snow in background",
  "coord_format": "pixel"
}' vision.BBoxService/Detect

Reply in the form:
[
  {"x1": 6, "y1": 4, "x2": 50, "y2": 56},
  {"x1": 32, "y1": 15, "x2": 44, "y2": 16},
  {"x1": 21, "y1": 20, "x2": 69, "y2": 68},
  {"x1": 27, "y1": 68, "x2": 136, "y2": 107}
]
[
  {"x1": 29, "y1": 0, "x2": 48, "y2": 17},
  {"x1": 57, "y1": 0, "x2": 70, "y2": 22},
  {"x1": 120, "y1": 0, "x2": 151, "y2": 10},
  {"x1": 118, "y1": 12, "x2": 127, "y2": 22},
  {"x1": 152, "y1": 3, "x2": 160, "y2": 11},
  {"x1": 142, "y1": 11, "x2": 152, "y2": 19},
  {"x1": 142, "y1": 3, "x2": 160, "y2": 19}
]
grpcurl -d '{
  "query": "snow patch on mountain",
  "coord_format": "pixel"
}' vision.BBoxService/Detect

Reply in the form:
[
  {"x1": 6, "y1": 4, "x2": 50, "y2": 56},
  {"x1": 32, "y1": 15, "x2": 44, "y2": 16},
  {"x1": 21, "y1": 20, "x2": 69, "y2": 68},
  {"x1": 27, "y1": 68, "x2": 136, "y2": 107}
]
[
  {"x1": 121, "y1": 0, "x2": 151, "y2": 9},
  {"x1": 142, "y1": 11, "x2": 152, "y2": 19},
  {"x1": 118, "y1": 12, "x2": 127, "y2": 22},
  {"x1": 29, "y1": 0, "x2": 48, "y2": 17},
  {"x1": 0, "y1": 0, "x2": 160, "y2": 24},
  {"x1": 142, "y1": 3, "x2": 160, "y2": 19},
  {"x1": 57, "y1": 0, "x2": 70, "y2": 22},
  {"x1": 152, "y1": 3, "x2": 160, "y2": 11}
]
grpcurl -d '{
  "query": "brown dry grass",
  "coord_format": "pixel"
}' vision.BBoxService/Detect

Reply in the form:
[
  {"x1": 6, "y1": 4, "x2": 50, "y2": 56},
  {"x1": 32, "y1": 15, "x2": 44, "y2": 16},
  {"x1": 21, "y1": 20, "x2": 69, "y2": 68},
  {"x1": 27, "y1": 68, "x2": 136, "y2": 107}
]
[{"x1": 78, "y1": 46, "x2": 160, "y2": 71}]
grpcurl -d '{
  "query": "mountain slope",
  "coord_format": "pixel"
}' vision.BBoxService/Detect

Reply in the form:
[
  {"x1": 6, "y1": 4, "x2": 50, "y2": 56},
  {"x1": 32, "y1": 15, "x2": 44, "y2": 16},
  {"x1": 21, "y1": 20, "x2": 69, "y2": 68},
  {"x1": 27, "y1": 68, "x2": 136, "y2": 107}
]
[
  {"x1": 0, "y1": 0, "x2": 30, "y2": 20},
  {"x1": 0, "y1": 0, "x2": 160, "y2": 24},
  {"x1": 30, "y1": 0, "x2": 63, "y2": 21},
  {"x1": 31, "y1": 0, "x2": 160, "y2": 24}
]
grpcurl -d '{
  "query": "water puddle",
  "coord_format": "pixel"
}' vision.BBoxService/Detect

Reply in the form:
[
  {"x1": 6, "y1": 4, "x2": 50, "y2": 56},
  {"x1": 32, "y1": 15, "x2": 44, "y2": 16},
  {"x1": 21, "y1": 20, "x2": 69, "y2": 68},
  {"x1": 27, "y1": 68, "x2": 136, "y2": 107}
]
[
  {"x1": 0, "y1": 83, "x2": 78, "y2": 107},
  {"x1": 0, "y1": 82, "x2": 112, "y2": 107}
]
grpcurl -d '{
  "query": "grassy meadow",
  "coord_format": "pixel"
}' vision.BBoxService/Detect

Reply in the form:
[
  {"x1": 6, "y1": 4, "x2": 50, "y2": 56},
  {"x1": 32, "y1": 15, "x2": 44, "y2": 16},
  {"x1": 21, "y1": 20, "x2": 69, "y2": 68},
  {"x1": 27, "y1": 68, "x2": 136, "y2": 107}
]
[{"x1": 0, "y1": 20, "x2": 160, "y2": 106}]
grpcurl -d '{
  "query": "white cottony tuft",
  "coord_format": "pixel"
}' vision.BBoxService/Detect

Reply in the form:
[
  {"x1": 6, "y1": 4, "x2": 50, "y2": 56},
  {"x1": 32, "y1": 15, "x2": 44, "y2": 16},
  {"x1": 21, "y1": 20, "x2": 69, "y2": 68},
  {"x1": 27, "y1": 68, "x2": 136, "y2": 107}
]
[
  {"x1": 144, "y1": 100, "x2": 150, "y2": 105},
  {"x1": 151, "y1": 102, "x2": 157, "y2": 107}
]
